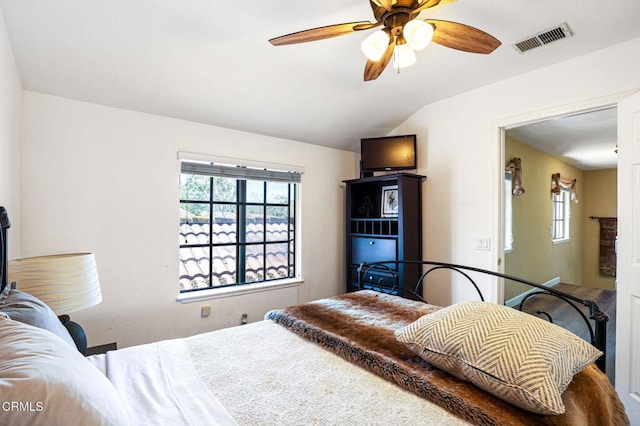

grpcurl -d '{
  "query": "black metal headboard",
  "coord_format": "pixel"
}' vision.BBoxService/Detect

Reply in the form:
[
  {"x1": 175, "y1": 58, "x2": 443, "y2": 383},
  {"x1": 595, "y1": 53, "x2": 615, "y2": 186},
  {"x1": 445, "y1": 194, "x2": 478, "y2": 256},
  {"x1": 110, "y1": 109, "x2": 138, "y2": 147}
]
[
  {"x1": 0, "y1": 206, "x2": 10, "y2": 293},
  {"x1": 358, "y1": 260, "x2": 609, "y2": 373}
]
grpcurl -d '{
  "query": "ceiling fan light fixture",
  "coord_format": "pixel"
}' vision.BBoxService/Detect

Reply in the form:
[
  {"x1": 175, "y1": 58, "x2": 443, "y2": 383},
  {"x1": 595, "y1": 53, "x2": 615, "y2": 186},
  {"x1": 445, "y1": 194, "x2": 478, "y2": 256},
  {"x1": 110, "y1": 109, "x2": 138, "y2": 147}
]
[
  {"x1": 392, "y1": 43, "x2": 416, "y2": 70},
  {"x1": 361, "y1": 30, "x2": 390, "y2": 62},
  {"x1": 269, "y1": 0, "x2": 501, "y2": 81},
  {"x1": 403, "y1": 19, "x2": 434, "y2": 51}
]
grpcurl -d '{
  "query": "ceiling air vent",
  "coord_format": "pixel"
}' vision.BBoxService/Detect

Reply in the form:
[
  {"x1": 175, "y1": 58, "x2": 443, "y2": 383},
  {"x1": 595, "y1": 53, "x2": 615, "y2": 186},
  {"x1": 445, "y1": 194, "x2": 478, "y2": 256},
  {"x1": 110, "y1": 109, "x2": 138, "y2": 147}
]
[{"x1": 512, "y1": 23, "x2": 573, "y2": 54}]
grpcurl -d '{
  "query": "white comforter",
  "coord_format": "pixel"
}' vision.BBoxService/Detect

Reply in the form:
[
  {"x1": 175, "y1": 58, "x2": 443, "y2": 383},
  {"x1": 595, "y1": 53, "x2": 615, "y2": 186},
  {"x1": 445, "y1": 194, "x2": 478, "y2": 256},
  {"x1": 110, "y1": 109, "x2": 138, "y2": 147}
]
[{"x1": 90, "y1": 321, "x2": 469, "y2": 425}]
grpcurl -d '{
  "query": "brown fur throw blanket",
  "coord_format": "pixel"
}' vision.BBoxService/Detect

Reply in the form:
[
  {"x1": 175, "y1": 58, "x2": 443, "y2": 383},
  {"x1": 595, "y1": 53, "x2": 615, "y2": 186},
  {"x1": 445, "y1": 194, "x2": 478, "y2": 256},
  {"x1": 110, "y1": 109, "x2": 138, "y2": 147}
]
[{"x1": 266, "y1": 291, "x2": 628, "y2": 426}]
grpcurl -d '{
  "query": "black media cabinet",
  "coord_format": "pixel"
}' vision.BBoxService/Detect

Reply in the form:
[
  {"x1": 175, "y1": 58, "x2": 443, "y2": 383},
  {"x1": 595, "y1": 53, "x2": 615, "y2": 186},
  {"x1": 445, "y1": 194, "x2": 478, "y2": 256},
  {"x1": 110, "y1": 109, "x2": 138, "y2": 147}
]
[{"x1": 344, "y1": 173, "x2": 426, "y2": 299}]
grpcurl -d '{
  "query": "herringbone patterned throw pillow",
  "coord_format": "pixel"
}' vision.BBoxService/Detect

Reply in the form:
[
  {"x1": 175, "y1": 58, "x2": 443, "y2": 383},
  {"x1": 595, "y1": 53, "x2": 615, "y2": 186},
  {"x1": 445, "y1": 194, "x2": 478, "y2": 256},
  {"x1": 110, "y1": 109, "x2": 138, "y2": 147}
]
[{"x1": 395, "y1": 301, "x2": 602, "y2": 415}]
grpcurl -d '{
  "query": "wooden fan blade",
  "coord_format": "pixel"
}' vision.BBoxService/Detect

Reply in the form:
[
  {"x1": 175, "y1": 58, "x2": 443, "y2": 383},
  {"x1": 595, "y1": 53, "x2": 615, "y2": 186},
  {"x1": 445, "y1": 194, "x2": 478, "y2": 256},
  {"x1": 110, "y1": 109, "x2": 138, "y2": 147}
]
[
  {"x1": 411, "y1": 0, "x2": 457, "y2": 14},
  {"x1": 364, "y1": 40, "x2": 395, "y2": 81},
  {"x1": 426, "y1": 19, "x2": 501, "y2": 54},
  {"x1": 269, "y1": 21, "x2": 380, "y2": 46},
  {"x1": 370, "y1": 0, "x2": 395, "y2": 12},
  {"x1": 353, "y1": 21, "x2": 383, "y2": 31}
]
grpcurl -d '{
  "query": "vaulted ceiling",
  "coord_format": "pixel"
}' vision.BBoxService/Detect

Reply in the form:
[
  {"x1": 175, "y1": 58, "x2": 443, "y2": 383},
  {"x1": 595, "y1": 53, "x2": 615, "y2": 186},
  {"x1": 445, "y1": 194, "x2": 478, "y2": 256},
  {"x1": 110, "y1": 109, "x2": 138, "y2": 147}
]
[{"x1": 1, "y1": 0, "x2": 639, "y2": 154}]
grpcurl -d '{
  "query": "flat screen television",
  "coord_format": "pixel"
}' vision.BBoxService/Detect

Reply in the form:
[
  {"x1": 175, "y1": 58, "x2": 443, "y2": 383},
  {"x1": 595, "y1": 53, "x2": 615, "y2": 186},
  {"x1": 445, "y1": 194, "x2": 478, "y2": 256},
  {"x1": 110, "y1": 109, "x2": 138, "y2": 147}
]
[{"x1": 360, "y1": 134, "x2": 417, "y2": 173}]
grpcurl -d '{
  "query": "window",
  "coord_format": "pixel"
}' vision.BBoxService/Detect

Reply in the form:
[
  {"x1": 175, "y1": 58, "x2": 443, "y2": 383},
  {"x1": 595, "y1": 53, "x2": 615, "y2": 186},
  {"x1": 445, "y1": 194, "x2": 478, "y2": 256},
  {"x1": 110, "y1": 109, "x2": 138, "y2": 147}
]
[
  {"x1": 504, "y1": 171, "x2": 513, "y2": 252},
  {"x1": 179, "y1": 159, "x2": 300, "y2": 293},
  {"x1": 552, "y1": 188, "x2": 571, "y2": 242}
]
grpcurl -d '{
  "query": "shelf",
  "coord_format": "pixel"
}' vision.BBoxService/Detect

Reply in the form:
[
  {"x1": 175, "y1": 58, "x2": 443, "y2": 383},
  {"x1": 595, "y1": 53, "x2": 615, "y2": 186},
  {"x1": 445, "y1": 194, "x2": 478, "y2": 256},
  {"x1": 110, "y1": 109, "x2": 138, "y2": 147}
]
[
  {"x1": 350, "y1": 218, "x2": 398, "y2": 236},
  {"x1": 345, "y1": 173, "x2": 425, "y2": 300}
]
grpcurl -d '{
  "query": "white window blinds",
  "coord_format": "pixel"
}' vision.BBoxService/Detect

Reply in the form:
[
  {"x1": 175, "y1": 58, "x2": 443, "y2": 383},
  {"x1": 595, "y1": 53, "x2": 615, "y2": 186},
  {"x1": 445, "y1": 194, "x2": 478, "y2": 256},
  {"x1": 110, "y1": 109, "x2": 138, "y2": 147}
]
[{"x1": 181, "y1": 161, "x2": 302, "y2": 183}]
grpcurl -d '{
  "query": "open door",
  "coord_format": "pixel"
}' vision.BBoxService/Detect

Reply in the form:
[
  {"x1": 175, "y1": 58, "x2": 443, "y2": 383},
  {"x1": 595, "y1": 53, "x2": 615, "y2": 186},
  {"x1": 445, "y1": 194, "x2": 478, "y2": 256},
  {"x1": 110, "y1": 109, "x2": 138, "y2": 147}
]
[{"x1": 616, "y1": 89, "x2": 640, "y2": 423}]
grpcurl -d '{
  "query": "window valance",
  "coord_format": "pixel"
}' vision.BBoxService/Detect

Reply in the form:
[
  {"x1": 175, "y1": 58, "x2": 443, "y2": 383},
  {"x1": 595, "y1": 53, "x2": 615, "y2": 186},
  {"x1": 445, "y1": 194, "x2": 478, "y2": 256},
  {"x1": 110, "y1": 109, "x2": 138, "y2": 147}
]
[
  {"x1": 551, "y1": 173, "x2": 578, "y2": 203},
  {"x1": 505, "y1": 157, "x2": 525, "y2": 196}
]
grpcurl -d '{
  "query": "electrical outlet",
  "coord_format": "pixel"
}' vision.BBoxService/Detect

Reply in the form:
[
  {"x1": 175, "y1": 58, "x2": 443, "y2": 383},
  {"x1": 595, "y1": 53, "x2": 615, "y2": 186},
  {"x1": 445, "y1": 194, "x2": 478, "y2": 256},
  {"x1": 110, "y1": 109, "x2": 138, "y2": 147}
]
[
  {"x1": 240, "y1": 313, "x2": 248, "y2": 325},
  {"x1": 201, "y1": 305, "x2": 211, "y2": 317}
]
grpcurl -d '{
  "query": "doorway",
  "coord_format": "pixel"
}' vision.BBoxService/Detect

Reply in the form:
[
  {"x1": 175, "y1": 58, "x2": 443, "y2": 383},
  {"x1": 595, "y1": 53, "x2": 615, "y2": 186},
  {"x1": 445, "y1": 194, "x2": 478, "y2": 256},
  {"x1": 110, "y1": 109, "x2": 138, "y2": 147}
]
[
  {"x1": 498, "y1": 105, "x2": 618, "y2": 383},
  {"x1": 502, "y1": 107, "x2": 618, "y2": 299}
]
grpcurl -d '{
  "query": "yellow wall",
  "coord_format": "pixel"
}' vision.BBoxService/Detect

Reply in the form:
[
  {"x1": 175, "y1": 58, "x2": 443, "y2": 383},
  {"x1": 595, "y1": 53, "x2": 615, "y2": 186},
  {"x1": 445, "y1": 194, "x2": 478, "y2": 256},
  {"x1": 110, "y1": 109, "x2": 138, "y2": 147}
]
[
  {"x1": 504, "y1": 137, "x2": 584, "y2": 300},
  {"x1": 581, "y1": 168, "x2": 617, "y2": 289}
]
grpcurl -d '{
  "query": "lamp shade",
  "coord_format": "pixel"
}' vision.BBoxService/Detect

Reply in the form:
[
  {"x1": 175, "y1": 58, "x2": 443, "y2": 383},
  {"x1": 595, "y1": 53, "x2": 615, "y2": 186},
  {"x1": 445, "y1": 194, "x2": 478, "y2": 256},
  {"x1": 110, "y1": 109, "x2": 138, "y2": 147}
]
[
  {"x1": 403, "y1": 19, "x2": 434, "y2": 51},
  {"x1": 8, "y1": 253, "x2": 102, "y2": 315},
  {"x1": 361, "y1": 29, "x2": 390, "y2": 62},
  {"x1": 392, "y1": 43, "x2": 417, "y2": 70}
]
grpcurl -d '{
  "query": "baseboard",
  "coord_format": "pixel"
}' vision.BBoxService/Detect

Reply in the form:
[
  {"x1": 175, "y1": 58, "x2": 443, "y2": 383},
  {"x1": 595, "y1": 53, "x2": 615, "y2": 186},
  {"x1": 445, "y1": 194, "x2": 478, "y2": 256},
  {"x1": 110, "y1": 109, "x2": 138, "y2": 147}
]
[{"x1": 505, "y1": 276, "x2": 560, "y2": 307}]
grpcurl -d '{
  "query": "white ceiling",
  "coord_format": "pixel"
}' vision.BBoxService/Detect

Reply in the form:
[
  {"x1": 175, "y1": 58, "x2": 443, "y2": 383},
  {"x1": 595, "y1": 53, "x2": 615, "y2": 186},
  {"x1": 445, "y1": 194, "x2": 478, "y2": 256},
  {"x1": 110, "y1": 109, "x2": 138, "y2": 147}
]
[
  {"x1": 507, "y1": 108, "x2": 618, "y2": 171},
  {"x1": 1, "y1": 0, "x2": 639, "y2": 154}
]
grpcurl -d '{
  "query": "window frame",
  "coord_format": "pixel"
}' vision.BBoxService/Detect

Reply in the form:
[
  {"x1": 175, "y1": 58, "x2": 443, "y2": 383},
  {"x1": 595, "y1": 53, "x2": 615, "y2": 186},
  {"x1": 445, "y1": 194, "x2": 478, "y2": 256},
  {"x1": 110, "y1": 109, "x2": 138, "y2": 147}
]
[
  {"x1": 551, "y1": 187, "x2": 571, "y2": 243},
  {"x1": 177, "y1": 153, "x2": 304, "y2": 302}
]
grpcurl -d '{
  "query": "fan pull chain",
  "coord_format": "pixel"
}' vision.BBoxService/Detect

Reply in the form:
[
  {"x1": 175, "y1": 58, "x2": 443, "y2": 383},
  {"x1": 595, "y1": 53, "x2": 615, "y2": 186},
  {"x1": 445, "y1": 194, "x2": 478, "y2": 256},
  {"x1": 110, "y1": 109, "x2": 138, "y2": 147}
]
[{"x1": 393, "y1": 36, "x2": 401, "y2": 74}]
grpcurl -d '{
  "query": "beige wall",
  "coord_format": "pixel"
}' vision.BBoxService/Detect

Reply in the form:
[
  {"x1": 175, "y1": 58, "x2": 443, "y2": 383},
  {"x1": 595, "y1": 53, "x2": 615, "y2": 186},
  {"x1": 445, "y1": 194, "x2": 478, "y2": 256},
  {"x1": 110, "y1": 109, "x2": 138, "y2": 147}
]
[
  {"x1": 504, "y1": 138, "x2": 618, "y2": 299},
  {"x1": 504, "y1": 137, "x2": 584, "y2": 300},
  {"x1": 20, "y1": 92, "x2": 357, "y2": 348},
  {"x1": 0, "y1": 7, "x2": 22, "y2": 258},
  {"x1": 393, "y1": 37, "x2": 640, "y2": 305},
  {"x1": 581, "y1": 168, "x2": 617, "y2": 289}
]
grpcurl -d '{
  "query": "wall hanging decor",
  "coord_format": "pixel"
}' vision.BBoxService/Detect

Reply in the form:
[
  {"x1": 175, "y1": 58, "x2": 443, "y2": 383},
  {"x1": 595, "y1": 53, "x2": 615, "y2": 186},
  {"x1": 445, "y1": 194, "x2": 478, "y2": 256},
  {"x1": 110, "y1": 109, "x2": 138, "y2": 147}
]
[{"x1": 590, "y1": 216, "x2": 617, "y2": 277}]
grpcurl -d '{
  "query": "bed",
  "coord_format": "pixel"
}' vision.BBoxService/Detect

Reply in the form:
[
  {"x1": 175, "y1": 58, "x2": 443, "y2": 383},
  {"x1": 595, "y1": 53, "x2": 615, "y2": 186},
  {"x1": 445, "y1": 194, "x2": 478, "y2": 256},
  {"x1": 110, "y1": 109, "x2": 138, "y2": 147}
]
[{"x1": 0, "y1": 207, "x2": 629, "y2": 425}]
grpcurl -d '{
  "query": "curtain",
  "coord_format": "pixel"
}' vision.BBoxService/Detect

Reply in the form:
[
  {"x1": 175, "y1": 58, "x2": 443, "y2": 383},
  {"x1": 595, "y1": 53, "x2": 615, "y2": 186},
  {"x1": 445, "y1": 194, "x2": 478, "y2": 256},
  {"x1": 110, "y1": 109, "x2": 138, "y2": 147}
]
[
  {"x1": 551, "y1": 172, "x2": 578, "y2": 203},
  {"x1": 505, "y1": 157, "x2": 525, "y2": 196}
]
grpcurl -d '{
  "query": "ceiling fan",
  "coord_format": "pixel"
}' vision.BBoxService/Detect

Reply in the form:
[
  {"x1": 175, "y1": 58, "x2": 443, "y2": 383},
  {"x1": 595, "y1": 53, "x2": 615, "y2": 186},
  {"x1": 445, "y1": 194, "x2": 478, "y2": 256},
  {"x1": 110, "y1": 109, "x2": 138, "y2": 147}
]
[{"x1": 269, "y1": 0, "x2": 501, "y2": 81}]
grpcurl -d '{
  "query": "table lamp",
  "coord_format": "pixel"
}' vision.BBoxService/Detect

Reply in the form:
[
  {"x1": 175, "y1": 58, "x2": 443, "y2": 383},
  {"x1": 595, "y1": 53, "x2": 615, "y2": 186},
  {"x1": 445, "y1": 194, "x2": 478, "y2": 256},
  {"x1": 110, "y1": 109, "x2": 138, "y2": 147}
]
[{"x1": 8, "y1": 253, "x2": 102, "y2": 354}]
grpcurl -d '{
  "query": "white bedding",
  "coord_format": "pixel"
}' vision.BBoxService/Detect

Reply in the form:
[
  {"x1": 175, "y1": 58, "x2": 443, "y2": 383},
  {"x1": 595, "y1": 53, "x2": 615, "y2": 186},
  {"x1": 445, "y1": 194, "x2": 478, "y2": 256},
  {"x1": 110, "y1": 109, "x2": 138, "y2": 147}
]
[
  {"x1": 88, "y1": 339, "x2": 236, "y2": 425},
  {"x1": 92, "y1": 320, "x2": 469, "y2": 425}
]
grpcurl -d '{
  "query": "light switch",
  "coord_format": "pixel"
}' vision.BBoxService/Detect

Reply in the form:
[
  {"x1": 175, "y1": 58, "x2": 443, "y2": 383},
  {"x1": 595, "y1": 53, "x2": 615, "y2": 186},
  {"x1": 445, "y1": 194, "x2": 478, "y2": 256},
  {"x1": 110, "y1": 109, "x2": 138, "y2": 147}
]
[{"x1": 477, "y1": 238, "x2": 490, "y2": 251}]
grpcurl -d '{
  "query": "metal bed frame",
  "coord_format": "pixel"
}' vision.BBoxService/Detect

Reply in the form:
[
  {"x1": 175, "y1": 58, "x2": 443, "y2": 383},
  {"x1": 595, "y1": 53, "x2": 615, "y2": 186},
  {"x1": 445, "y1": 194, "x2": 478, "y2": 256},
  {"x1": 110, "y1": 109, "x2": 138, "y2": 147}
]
[
  {"x1": 0, "y1": 208, "x2": 609, "y2": 373},
  {"x1": 358, "y1": 260, "x2": 609, "y2": 373}
]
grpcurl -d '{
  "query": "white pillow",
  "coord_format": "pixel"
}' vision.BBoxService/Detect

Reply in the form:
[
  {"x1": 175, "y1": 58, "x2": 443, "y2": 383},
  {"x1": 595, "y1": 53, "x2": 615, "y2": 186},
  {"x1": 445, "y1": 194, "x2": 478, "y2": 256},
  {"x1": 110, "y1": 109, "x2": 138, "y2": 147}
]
[{"x1": 0, "y1": 315, "x2": 129, "y2": 425}]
